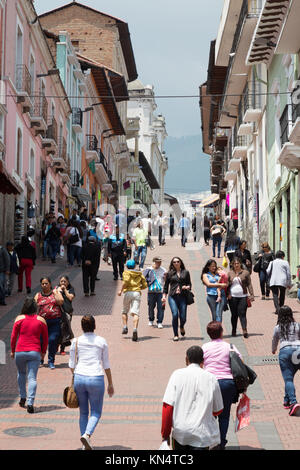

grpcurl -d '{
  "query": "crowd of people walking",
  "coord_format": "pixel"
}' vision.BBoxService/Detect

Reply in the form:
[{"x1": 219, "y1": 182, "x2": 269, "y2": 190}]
[{"x1": 6, "y1": 206, "x2": 300, "y2": 451}]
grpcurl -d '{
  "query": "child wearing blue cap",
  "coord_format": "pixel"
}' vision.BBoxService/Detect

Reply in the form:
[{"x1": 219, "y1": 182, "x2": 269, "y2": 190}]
[{"x1": 118, "y1": 260, "x2": 148, "y2": 341}]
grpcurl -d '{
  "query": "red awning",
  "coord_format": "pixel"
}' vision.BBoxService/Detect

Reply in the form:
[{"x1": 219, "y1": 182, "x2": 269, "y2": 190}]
[{"x1": 0, "y1": 161, "x2": 21, "y2": 195}]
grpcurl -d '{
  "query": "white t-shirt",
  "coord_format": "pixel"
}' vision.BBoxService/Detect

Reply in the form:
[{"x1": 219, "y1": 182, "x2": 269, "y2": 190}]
[
  {"x1": 230, "y1": 277, "x2": 247, "y2": 298},
  {"x1": 69, "y1": 227, "x2": 82, "y2": 247},
  {"x1": 163, "y1": 363, "x2": 223, "y2": 448},
  {"x1": 69, "y1": 333, "x2": 110, "y2": 376},
  {"x1": 142, "y1": 218, "x2": 152, "y2": 234}
]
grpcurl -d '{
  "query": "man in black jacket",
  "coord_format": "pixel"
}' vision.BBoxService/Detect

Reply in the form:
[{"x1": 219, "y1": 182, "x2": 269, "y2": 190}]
[
  {"x1": 0, "y1": 245, "x2": 10, "y2": 305},
  {"x1": 108, "y1": 225, "x2": 127, "y2": 280},
  {"x1": 81, "y1": 236, "x2": 101, "y2": 296}
]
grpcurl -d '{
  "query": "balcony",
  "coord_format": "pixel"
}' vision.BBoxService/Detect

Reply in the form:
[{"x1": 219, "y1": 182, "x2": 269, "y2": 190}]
[
  {"x1": 53, "y1": 137, "x2": 67, "y2": 170},
  {"x1": 238, "y1": 98, "x2": 253, "y2": 135},
  {"x1": 71, "y1": 170, "x2": 80, "y2": 187},
  {"x1": 60, "y1": 172, "x2": 71, "y2": 185},
  {"x1": 86, "y1": 135, "x2": 98, "y2": 163},
  {"x1": 232, "y1": 132, "x2": 249, "y2": 160},
  {"x1": 118, "y1": 151, "x2": 130, "y2": 168},
  {"x1": 211, "y1": 160, "x2": 223, "y2": 176},
  {"x1": 95, "y1": 149, "x2": 109, "y2": 185},
  {"x1": 72, "y1": 107, "x2": 83, "y2": 133},
  {"x1": 126, "y1": 117, "x2": 140, "y2": 138},
  {"x1": 225, "y1": 170, "x2": 237, "y2": 182},
  {"x1": 42, "y1": 117, "x2": 58, "y2": 154},
  {"x1": 29, "y1": 94, "x2": 48, "y2": 135},
  {"x1": 278, "y1": 103, "x2": 300, "y2": 169},
  {"x1": 219, "y1": 0, "x2": 261, "y2": 127},
  {"x1": 228, "y1": 158, "x2": 241, "y2": 172},
  {"x1": 15, "y1": 64, "x2": 32, "y2": 109},
  {"x1": 289, "y1": 96, "x2": 300, "y2": 146},
  {"x1": 242, "y1": 82, "x2": 262, "y2": 123}
]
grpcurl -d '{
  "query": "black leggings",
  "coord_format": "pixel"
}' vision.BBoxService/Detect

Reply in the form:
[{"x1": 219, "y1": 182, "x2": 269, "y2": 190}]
[{"x1": 228, "y1": 296, "x2": 248, "y2": 332}]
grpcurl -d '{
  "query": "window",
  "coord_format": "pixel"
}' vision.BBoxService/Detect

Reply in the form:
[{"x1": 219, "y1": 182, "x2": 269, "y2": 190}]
[
  {"x1": 30, "y1": 149, "x2": 35, "y2": 178},
  {"x1": 16, "y1": 128, "x2": 22, "y2": 176}
]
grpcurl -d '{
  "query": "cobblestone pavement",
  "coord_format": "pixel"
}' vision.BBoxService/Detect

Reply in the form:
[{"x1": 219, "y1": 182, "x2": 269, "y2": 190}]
[{"x1": 0, "y1": 236, "x2": 300, "y2": 450}]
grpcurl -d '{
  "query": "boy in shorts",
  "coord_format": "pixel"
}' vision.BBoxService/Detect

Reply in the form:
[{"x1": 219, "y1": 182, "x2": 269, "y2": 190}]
[{"x1": 118, "y1": 259, "x2": 148, "y2": 341}]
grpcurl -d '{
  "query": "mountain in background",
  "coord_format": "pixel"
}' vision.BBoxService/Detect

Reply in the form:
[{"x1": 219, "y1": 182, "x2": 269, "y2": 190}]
[{"x1": 164, "y1": 135, "x2": 210, "y2": 196}]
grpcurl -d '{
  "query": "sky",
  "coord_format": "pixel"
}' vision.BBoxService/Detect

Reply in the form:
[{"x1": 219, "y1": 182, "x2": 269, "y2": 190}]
[{"x1": 35, "y1": 0, "x2": 222, "y2": 138}]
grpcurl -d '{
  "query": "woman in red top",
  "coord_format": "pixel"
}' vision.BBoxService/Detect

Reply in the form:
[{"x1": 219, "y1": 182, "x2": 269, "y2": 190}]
[
  {"x1": 34, "y1": 277, "x2": 64, "y2": 370},
  {"x1": 10, "y1": 297, "x2": 48, "y2": 414}
]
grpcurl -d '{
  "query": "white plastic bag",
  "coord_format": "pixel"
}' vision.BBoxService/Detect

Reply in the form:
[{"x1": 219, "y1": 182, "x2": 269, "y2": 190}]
[
  {"x1": 158, "y1": 440, "x2": 171, "y2": 450},
  {"x1": 60, "y1": 245, "x2": 65, "y2": 258}
]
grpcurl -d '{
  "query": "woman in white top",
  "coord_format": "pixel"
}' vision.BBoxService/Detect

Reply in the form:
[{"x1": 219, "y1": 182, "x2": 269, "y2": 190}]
[
  {"x1": 69, "y1": 315, "x2": 114, "y2": 450},
  {"x1": 68, "y1": 219, "x2": 83, "y2": 267}
]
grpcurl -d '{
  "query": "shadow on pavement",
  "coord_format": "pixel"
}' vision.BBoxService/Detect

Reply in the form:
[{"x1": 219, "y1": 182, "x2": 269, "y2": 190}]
[{"x1": 34, "y1": 405, "x2": 65, "y2": 414}]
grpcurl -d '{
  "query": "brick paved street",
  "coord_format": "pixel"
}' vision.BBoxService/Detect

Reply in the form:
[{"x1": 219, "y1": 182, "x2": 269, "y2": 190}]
[{"x1": 0, "y1": 236, "x2": 300, "y2": 450}]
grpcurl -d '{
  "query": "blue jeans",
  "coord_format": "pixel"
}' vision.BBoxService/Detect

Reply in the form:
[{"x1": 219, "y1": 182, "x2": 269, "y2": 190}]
[
  {"x1": 259, "y1": 270, "x2": 270, "y2": 297},
  {"x1": 279, "y1": 347, "x2": 300, "y2": 405},
  {"x1": 74, "y1": 374, "x2": 105, "y2": 436},
  {"x1": 46, "y1": 318, "x2": 61, "y2": 364},
  {"x1": 15, "y1": 351, "x2": 41, "y2": 405},
  {"x1": 212, "y1": 236, "x2": 222, "y2": 257},
  {"x1": 148, "y1": 293, "x2": 164, "y2": 323},
  {"x1": 134, "y1": 246, "x2": 147, "y2": 269},
  {"x1": 0, "y1": 272, "x2": 6, "y2": 303},
  {"x1": 168, "y1": 294, "x2": 187, "y2": 336},
  {"x1": 70, "y1": 245, "x2": 82, "y2": 266},
  {"x1": 48, "y1": 240, "x2": 60, "y2": 262},
  {"x1": 218, "y1": 379, "x2": 238, "y2": 448},
  {"x1": 207, "y1": 293, "x2": 226, "y2": 322}
]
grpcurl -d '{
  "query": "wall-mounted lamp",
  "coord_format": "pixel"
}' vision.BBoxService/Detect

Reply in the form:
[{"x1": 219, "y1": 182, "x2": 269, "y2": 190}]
[
  {"x1": 37, "y1": 69, "x2": 60, "y2": 78},
  {"x1": 82, "y1": 107, "x2": 93, "y2": 113}
]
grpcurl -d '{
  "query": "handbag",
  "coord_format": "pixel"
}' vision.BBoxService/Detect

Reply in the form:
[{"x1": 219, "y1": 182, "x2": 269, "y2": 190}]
[
  {"x1": 222, "y1": 256, "x2": 228, "y2": 268},
  {"x1": 229, "y1": 344, "x2": 257, "y2": 394},
  {"x1": 63, "y1": 339, "x2": 79, "y2": 408},
  {"x1": 253, "y1": 258, "x2": 261, "y2": 273},
  {"x1": 184, "y1": 289, "x2": 195, "y2": 305},
  {"x1": 69, "y1": 228, "x2": 79, "y2": 245}
]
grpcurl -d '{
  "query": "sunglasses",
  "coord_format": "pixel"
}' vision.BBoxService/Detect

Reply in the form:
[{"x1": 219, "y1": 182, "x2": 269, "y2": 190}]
[{"x1": 173, "y1": 260, "x2": 180, "y2": 264}]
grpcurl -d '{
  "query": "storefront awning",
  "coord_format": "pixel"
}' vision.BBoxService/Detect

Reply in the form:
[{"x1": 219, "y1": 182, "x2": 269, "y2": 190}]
[
  {"x1": 200, "y1": 194, "x2": 220, "y2": 207},
  {"x1": 71, "y1": 186, "x2": 93, "y2": 204}
]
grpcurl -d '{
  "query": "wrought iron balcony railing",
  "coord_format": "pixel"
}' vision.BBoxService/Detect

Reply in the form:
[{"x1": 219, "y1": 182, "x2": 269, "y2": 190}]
[
  {"x1": 86, "y1": 134, "x2": 98, "y2": 151},
  {"x1": 29, "y1": 94, "x2": 48, "y2": 123},
  {"x1": 15, "y1": 64, "x2": 32, "y2": 96},
  {"x1": 46, "y1": 116, "x2": 58, "y2": 143}
]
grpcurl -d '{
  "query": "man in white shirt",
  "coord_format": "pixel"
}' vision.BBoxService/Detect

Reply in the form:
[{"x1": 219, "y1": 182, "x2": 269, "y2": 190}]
[
  {"x1": 155, "y1": 211, "x2": 167, "y2": 246},
  {"x1": 161, "y1": 346, "x2": 223, "y2": 450},
  {"x1": 143, "y1": 257, "x2": 167, "y2": 328}
]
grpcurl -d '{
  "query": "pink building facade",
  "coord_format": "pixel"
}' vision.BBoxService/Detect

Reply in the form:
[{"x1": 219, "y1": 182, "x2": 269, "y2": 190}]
[{"x1": 0, "y1": 0, "x2": 71, "y2": 245}]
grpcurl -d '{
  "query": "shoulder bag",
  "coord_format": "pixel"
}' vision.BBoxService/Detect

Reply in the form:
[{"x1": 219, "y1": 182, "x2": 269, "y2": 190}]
[
  {"x1": 229, "y1": 344, "x2": 257, "y2": 394},
  {"x1": 68, "y1": 228, "x2": 79, "y2": 245},
  {"x1": 237, "y1": 277, "x2": 252, "y2": 308},
  {"x1": 253, "y1": 257, "x2": 261, "y2": 273},
  {"x1": 63, "y1": 339, "x2": 79, "y2": 408},
  {"x1": 184, "y1": 289, "x2": 195, "y2": 305}
]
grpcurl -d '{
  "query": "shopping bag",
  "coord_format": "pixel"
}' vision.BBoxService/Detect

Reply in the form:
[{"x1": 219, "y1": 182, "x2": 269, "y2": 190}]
[
  {"x1": 222, "y1": 256, "x2": 228, "y2": 268},
  {"x1": 158, "y1": 440, "x2": 171, "y2": 450},
  {"x1": 60, "y1": 245, "x2": 65, "y2": 258},
  {"x1": 235, "y1": 393, "x2": 250, "y2": 432}
]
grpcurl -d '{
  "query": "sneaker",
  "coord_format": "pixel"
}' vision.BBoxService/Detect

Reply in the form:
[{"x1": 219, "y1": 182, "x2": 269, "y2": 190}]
[
  {"x1": 84, "y1": 293, "x2": 90, "y2": 297},
  {"x1": 132, "y1": 330, "x2": 138, "y2": 342},
  {"x1": 122, "y1": 326, "x2": 128, "y2": 335},
  {"x1": 173, "y1": 336, "x2": 179, "y2": 342},
  {"x1": 48, "y1": 363, "x2": 55, "y2": 370},
  {"x1": 90, "y1": 292, "x2": 96, "y2": 296},
  {"x1": 157, "y1": 323, "x2": 163, "y2": 329},
  {"x1": 80, "y1": 433, "x2": 93, "y2": 450},
  {"x1": 283, "y1": 401, "x2": 291, "y2": 409},
  {"x1": 27, "y1": 405, "x2": 34, "y2": 414},
  {"x1": 148, "y1": 321, "x2": 154, "y2": 326},
  {"x1": 19, "y1": 398, "x2": 26, "y2": 408},
  {"x1": 60, "y1": 351, "x2": 66, "y2": 356},
  {"x1": 289, "y1": 403, "x2": 300, "y2": 416}
]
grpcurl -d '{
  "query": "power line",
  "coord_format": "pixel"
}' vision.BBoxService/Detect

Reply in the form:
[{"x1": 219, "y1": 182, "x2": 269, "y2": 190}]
[{"x1": 5, "y1": 90, "x2": 297, "y2": 101}]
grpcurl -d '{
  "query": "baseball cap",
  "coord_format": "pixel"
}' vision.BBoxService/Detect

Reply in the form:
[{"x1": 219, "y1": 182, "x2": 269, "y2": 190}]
[
  {"x1": 153, "y1": 256, "x2": 162, "y2": 262},
  {"x1": 126, "y1": 259, "x2": 136, "y2": 269}
]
